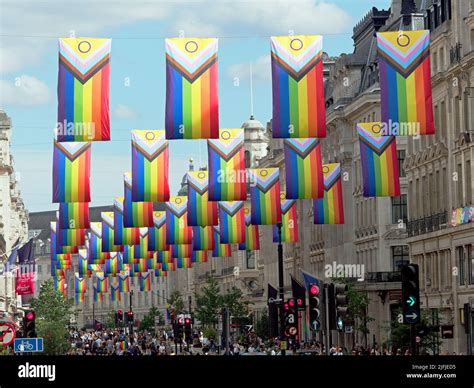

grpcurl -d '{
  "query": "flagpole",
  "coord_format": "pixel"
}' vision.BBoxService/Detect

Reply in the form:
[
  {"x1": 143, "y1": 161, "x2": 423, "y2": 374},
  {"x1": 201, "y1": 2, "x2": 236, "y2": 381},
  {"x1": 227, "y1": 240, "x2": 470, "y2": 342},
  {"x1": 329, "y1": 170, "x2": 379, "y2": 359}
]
[{"x1": 277, "y1": 222, "x2": 286, "y2": 356}]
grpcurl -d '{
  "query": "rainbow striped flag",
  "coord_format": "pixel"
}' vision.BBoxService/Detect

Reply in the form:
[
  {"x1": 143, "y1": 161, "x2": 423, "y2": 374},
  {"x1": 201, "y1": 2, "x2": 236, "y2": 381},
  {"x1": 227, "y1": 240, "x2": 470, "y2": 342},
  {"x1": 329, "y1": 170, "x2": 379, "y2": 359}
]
[
  {"x1": 187, "y1": 170, "x2": 218, "y2": 226},
  {"x1": 75, "y1": 292, "x2": 85, "y2": 304},
  {"x1": 249, "y1": 168, "x2": 282, "y2": 225},
  {"x1": 148, "y1": 211, "x2": 169, "y2": 252},
  {"x1": 139, "y1": 272, "x2": 152, "y2": 291},
  {"x1": 78, "y1": 251, "x2": 92, "y2": 278},
  {"x1": 165, "y1": 38, "x2": 219, "y2": 139},
  {"x1": 55, "y1": 222, "x2": 86, "y2": 247},
  {"x1": 377, "y1": 30, "x2": 434, "y2": 135},
  {"x1": 113, "y1": 197, "x2": 141, "y2": 246},
  {"x1": 54, "y1": 277, "x2": 67, "y2": 297},
  {"x1": 134, "y1": 259, "x2": 150, "y2": 273},
  {"x1": 161, "y1": 261, "x2": 176, "y2": 272},
  {"x1": 53, "y1": 141, "x2": 91, "y2": 203},
  {"x1": 57, "y1": 202, "x2": 89, "y2": 229},
  {"x1": 171, "y1": 244, "x2": 193, "y2": 259},
  {"x1": 93, "y1": 287, "x2": 103, "y2": 302},
  {"x1": 273, "y1": 192, "x2": 298, "y2": 243},
  {"x1": 357, "y1": 123, "x2": 400, "y2": 197},
  {"x1": 175, "y1": 257, "x2": 193, "y2": 269},
  {"x1": 131, "y1": 130, "x2": 170, "y2": 202},
  {"x1": 212, "y1": 226, "x2": 232, "y2": 257},
  {"x1": 271, "y1": 35, "x2": 326, "y2": 138},
  {"x1": 313, "y1": 163, "x2": 345, "y2": 224},
  {"x1": 192, "y1": 226, "x2": 215, "y2": 251},
  {"x1": 101, "y1": 212, "x2": 123, "y2": 252},
  {"x1": 50, "y1": 222, "x2": 78, "y2": 254},
  {"x1": 122, "y1": 245, "x2": 139, "y2": 264},
  {"x1": 192, "y1": 250, "x2": 209, "y2": 263},
  {"x1": 166, "y1": 196, "x2": 193, "y2": 244},
  {"x1": 154, "y1": 269, "x2": 167, "y2": 277},
  {"x1": 104, "y1": 253, "x2": 122, "y2": 276},
  {"x1": 123, "y1": 172, "x2": 153, "y2": 228},
  {"x1": 284, "y1": 138, "x2": 323, "y2": 199},
  {"x1": 75, "y1": 274, "x2": 87, "y2": 294},
  {"x1": 238, "y1": 203, "x2": 260, "y2": 251},
  {"x1": 218, "y1": 201, "x2": 245, "y2": 244},
  {"x1": 118, "y1": 271, "x2": 130, "y2": 292},
  {"x1": 57, "y1": 38, "x2": 111, "y2": 142},
  {"x1": 155, "y1": 248, "x2": 173, "y2": 264},
  {"x1": 87, "y1": 222, "x2": 111, "y2": 261},
  {"x1": 208, "y1": 128, "x2": 246, "y2": 201},
  {"x1": 96, "y1": 272, "x2": 108, "y2": 292},
  {"x1": 111, "y1": 283, "x2": 121, "y2": 302}
]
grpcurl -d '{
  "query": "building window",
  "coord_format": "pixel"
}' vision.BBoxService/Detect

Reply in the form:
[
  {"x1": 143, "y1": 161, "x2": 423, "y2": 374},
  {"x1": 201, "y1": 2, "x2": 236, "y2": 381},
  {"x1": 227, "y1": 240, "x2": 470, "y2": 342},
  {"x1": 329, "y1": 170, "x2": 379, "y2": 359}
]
[
  {"x1": 245, "y1": 151, "x2": 251, "y2": 168},
  {"x1": 397, "y1": 150, "x2": 406, "y2": 177},
  {"x1": 392, "y1": 246, "x2": 409, "y2": 271},
  {"x1": 469, "y1": 245, "x2": 474, "y2": 285},
  {"x1": 246, "y1": 251, "x2": 255, "y2": 269},
  {"x1": 458, "y1": 246, "x2": 465, "y2": 286},
  {"x1": 392, "y1": 194, "x2": 408, "y2": 224}
]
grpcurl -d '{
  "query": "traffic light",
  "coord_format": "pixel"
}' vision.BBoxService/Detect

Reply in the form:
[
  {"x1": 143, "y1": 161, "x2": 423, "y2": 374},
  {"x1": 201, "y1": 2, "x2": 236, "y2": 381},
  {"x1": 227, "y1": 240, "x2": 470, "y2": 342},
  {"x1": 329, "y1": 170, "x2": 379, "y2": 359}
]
[
  {"x1": 308, "y1": 283, "x2": 321, "y2": 331},
  {"x1": 23, "y1": 310, "x2": 37, "y2": 338},
  {"x1": 117, "y1": 309, "x2": 123, "y2": 322},
  {"x1": 184, "y1": 317, "x2": 192, "y2": 343},
  {"x1": 127, "y1": 311, "x2": 134, "y2": 324},
  {"x1": 335, "y1": 284, "x2": 348, "y2": 331},
  {"x1": 284, "y1": 298, "x2": 298, "y2": 338},
  {"x1": 175, "y1": 317, "x2": 184, "y2": 339},
  {"x1": 401, "y1": 264, "x2": 420, "y2": 324}
]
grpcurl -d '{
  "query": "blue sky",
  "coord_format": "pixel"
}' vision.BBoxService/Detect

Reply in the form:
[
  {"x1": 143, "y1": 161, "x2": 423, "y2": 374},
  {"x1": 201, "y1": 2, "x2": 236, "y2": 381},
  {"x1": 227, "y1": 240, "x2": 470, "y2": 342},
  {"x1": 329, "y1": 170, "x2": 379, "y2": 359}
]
[{"x1": 0, "y1": 0, "x2": 391, "y2": 212}]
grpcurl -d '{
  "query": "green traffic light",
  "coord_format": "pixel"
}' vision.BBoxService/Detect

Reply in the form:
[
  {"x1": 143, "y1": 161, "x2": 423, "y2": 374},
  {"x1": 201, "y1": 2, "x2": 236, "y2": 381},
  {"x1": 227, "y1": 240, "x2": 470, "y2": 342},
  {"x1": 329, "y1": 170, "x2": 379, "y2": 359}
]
[{"x1": 407, "y1": 296, "x2": 416, "y2": 307}]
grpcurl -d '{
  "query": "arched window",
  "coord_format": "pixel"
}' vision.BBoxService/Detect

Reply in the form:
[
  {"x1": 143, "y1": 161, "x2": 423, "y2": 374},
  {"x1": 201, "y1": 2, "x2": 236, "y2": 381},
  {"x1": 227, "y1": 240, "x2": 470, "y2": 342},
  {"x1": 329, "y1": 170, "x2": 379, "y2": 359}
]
[{"x1": 245, "y1": 150, "x2": 251, "y2": 168}]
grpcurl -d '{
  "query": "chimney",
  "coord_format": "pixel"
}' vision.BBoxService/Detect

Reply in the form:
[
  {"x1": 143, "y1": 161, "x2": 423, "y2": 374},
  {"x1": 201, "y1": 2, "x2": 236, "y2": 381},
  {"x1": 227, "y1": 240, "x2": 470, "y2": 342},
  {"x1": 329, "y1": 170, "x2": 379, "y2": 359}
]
[{"x1": 391, "y1": 0, "x2": 402, "y2": 18}]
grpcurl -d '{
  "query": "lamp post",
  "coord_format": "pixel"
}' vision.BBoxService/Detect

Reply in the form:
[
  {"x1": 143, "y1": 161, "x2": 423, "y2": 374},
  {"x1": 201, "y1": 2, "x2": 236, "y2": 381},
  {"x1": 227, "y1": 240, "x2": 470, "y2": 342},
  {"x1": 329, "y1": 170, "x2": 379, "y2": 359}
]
[{"x1": 277, "y1": 222, "x2": 286, "y2": 356}]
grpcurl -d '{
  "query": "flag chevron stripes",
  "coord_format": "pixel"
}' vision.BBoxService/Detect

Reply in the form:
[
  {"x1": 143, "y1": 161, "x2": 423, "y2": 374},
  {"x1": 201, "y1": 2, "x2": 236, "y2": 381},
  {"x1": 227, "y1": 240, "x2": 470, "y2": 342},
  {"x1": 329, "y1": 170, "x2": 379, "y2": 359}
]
[
  {"x1": 131, "y1": 130, "x2": 170, "y2": 202},
  {"x1": 166, "y1": 38, "x2": 218, "y2": 82},
  {"x1": 166, "y1": 196, "x2": 193, "y2": 244},
  {"x1": 357, "y1": 123, "x2": 400, "y2": 197},
  {"x1": 377, "y1": 30, "x2": 435, "y2": 135},
  {"x1": 323, "y1": 163, "x2": 342, "y2": 191},
  {"x1": 57, "y1": 38, "x2": 111, "y2": 142},
  {"x1": 238, "y1": 203, "x2": 260, "y2": 251},
  {"x1": 208, "y1": 128, "x2": 246, "y2": 201},
  {"x1": 59, "y1": 38, "x2": 111, "y2": 82},
  {"x1": 166, "y1": 196, "x2": 188, "y2": 218},
  {"x1": 148, "y1": 211, "x2": 169, "y2": 252},
  {"x1": 87, "y1": 222, "x2": 112, "y2": 261},
  {"x1": 272, "y1": 192, "x2": 298, "y2": 243},
  {"x1": 357, "y1": 123, "x2": 395, "y2": 154},
  {"x1": 284, "y1": 138, "x2": 323, "y2": 199},
  {"x1": 50, "y1": 222, "x2": 79, "y2": 254},
  {"x1": 271, "y1": 35, "x2": 326, "y2": 138},
  {"x1": 187, "y1": 171, "x2": 218, "y2": 226},
  {"x1": 249, "y1": 168, "x2": 282, "y2": 225},
  {"x1": 52, "y1": 141, "x2": 91, "y2": 203},
  {"x1": 218, "y1": 201, "x2": 245, "y2": 244},
  {"x1": 165, "y1": 38, "x2": 219, "y2": 139},
  {"x1": 376, "y1": 31, "x2": 430, "y2": 77}
]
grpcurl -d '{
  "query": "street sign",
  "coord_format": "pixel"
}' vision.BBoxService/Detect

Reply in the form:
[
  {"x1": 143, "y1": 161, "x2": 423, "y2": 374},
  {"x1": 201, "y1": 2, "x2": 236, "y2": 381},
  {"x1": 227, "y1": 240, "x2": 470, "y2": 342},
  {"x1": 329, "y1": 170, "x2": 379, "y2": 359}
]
[
  {"x1": 14, "y1": 338, "x2": 44, "y2": 353},
  {"x1": 0, "y1": 323, "x2": 16, "y2": 346},
  {"x1": 405, "y1": 312, "x2": 419, "y2": 324},
  {"x1": 344, "y1": 325, "x2": 353, "y2": 334}
]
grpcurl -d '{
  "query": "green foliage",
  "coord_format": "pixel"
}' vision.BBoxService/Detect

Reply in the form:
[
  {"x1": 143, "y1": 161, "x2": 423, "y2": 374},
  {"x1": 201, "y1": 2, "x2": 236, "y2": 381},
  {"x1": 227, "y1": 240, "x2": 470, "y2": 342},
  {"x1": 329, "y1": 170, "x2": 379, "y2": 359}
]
[
  {"x1": 385, "y1": 308, "x2": 443, "y2": 355},
  {"x1": 255, "y1": 310, "x2": 270, "y2": 340},
  {"x1": 30, "y1": 279, "x2": 75, "y2": 355},
  {"x1": 139, "y1": 306, "x2": 164, "y2": 332},
  {"x1": 105, "y1": 311, "x2": 117, "y2": 328},
  {"x1": 202, "y1": 326, "x2": 217, "y2": 340},
  {"x1": 194, "y1": 277, "x2": 222, "y2": 328},
  {"x1": 167, "y1": 291, "x2": 184, "y2": 318},
  {"x1": 222, "y1": 287, "x2": 250, "y2": 319}
]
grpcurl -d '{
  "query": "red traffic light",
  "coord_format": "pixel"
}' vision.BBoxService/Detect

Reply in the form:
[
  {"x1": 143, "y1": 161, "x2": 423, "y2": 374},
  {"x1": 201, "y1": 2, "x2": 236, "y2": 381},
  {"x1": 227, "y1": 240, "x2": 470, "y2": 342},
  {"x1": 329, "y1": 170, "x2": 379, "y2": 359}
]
[
  {"x1": 283, "y1": 303, "x2": 289, "y2": 311},
  {"x1": 297, "y1": 298, "x2": 303, "y2": 306},
  {"x1": 288, "y1": 299, "x2": 296, "y2": 308},
  {"x1": 118, "y1": 309, "x2": 123, "y2": 315},
  {"x1": 309, "y1": 284, "x2": 319, "y2": 296},
  {"x1": 25, "y1": 311, "x2": 35, "y2": 321},
  {"x1": 185, "y1": 318, "x2": 191, "y2": 325},
  {"x1": 178, "y1": 318, "x2": 184, "y2": 324}
]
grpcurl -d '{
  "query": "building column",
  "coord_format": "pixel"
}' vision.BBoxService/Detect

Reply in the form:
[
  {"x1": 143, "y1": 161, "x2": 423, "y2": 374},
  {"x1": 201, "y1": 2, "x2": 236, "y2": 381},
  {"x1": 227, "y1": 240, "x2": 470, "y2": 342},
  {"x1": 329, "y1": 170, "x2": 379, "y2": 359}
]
[{"x1": 451, "y1": 243, "x2": 460, "y2": 354}]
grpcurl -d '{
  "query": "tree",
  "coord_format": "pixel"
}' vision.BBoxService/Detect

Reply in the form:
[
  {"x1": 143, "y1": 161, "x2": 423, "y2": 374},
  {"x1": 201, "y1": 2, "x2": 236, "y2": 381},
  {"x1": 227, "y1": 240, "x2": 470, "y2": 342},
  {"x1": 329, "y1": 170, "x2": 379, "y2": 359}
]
[
  {"x1": 30, "y1": 279, "x2": 75, "y2": 355},
  {"x1": 105, "y1": 311, "x2": 117, "y2": 328},
  {"x1": 194, "y1": 277, "x2": 222, "y2": 328},
  {"x1": 222, "y1": 287, "x2": 250, "y2": 319},
  {"x1": 167, "y1": 291, "x2": 184, "y2": 319},
  {"x1": 255, "y1": 309, "x2": 269, "y2": 340},
  {"x1": 139, "y1": 306, "x2": 164, "y2": 332}
]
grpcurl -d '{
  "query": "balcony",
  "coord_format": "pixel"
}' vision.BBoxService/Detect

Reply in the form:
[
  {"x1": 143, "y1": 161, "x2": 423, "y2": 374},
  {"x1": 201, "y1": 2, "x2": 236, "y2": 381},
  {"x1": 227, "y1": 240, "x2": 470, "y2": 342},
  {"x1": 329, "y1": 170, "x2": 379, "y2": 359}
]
[
  {"x1": 365, "y1": 271, "x2": 401, "y2": 283},
  {"x1": 407, "y1": 211, "x2": 448, "y2": 237}
]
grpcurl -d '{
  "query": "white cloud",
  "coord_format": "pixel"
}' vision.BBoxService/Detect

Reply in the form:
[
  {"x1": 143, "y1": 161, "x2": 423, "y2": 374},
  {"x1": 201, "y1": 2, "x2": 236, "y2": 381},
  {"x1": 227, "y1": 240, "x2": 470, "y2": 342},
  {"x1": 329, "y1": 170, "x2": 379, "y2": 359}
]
[
  {"x1": 227, "y1": 54, "x2": 271, "y2": 83},
  {"x1": 0, "y1": 0, "x2": 351, "y2": 73},
  {"x1": 0, "y1": 75, "x2": 51, "y2": 106},
  {"x1": 113, "y1": 104, "x2": 139, "y2": 119}
]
